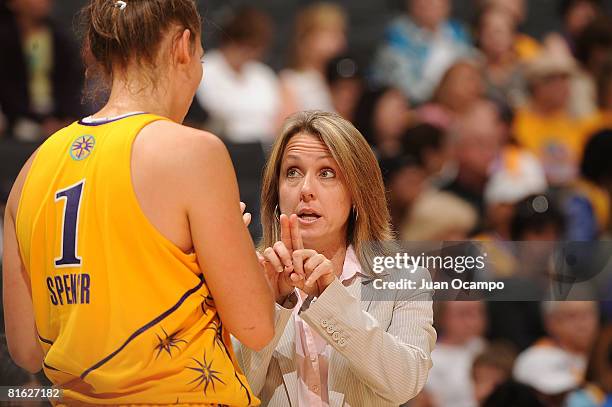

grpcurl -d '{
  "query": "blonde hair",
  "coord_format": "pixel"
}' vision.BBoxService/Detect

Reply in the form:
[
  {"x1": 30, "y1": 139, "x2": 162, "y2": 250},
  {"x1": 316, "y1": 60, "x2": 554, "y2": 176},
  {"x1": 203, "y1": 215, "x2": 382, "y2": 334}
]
[
  {"x1": 402, "y1": 190, "x2": 478, "y2": 241},
  {"x1": 290, "y1": 3, "x2": 347, "y2": 69},
  {"x1": 260, "y1": 111, "x2": 393, "y2": 274}
]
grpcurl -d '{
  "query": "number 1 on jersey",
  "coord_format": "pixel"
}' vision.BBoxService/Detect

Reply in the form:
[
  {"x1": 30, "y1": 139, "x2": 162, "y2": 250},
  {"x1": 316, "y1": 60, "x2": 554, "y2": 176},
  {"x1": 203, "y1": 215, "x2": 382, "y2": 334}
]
[{"x1": 55, "y1": 180, "x2": 85, "y2": 267}]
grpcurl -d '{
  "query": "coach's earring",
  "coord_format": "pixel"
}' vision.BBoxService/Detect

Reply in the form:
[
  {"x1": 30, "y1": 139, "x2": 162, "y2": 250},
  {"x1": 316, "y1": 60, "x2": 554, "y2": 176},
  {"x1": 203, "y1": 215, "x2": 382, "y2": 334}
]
[
  {"x1": 274, "y1": 204, "x2": 280, "y2": 221},
  {"x1": 352, "y1": 205, "x2": 359, "y2": 222}
]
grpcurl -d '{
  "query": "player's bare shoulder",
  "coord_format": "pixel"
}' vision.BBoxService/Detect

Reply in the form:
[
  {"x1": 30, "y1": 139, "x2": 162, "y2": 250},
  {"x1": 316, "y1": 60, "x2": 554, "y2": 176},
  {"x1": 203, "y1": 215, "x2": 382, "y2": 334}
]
[
  {"x1": 131, "y1": 120, "x2": 233, "y2": 211},
  {"x1": 134, "y1": 120, "x2": 227, "y2": 169}
]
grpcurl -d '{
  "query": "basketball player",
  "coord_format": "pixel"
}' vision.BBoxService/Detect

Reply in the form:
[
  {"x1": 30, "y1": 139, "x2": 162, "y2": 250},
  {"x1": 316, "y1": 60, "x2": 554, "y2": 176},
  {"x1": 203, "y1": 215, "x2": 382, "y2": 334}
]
[{"x1": 2, "y1": 0, "x2": 274, "y2": 404}]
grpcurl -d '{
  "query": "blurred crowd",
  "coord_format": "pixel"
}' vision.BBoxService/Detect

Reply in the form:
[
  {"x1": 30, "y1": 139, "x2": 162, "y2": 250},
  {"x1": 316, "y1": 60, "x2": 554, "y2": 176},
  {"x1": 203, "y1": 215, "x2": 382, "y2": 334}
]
[{"x1": 1, "y1": 0, "x2": 612, "y2": 406}]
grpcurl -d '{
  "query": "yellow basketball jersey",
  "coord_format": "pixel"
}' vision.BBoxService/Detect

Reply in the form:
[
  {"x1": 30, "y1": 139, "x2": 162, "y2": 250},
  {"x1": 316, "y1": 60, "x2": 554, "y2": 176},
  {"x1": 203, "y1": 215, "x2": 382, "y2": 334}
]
[{"x1": 15, "y1": 113, "x2": 259, "y2": 406}]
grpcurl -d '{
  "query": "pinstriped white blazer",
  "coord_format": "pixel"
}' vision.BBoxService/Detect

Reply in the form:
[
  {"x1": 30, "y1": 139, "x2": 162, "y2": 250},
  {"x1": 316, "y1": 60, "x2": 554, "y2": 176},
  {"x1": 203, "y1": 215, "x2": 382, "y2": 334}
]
[{"x1": 233, "y1": 267, "x2": 436, "y2": 407}]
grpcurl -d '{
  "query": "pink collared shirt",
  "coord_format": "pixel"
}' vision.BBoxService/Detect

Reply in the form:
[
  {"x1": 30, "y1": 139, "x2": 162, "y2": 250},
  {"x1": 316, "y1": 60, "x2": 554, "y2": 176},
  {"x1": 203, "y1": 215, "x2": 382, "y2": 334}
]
[{"x1": 293, "y1": 246, "x2": 362, "y2": 406}]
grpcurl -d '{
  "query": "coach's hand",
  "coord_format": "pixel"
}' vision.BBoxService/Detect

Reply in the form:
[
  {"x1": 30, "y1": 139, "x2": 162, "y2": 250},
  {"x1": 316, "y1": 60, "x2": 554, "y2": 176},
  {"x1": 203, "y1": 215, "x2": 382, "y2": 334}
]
[
  {"x1": 240, "y1": 202, "x2": 251, "y2": 227},
  {"x1": 284, "y1": 214, "x2": 336, "y2": 297},
  {"x1": 293, "y1": 248, "x2": 336, "y2": 297},
  {"x1": 260, "y1": 214, "x2": 299, "y2": 304}
]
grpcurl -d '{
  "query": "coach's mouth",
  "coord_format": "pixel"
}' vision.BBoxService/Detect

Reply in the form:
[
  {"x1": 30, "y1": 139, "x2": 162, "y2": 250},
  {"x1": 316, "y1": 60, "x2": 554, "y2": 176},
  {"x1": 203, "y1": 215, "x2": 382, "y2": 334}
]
[{"x1": 297, "y1": 208, "x2": 321, "y2": 224}]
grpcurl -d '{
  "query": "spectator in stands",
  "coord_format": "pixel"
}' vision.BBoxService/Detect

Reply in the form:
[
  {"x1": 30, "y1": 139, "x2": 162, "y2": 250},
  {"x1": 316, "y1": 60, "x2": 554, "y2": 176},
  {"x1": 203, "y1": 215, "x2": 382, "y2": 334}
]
[
  {"x1": 482, "y1": 0, "x2": 526, "y2": 24},
  {"x1": 511, "y1": 194, "x2": 566, "y2": 241},
  {"x1": 580, "y1": 129, "x2": 612, "y2": 236},
  {"x1": 513, "y1": 50, "x2": 584, "y2": 186},
  {"x1": 476, "y1": 5, "x2": 527, "y2": 108},
  {"x1": 480, "y1": 0, "x2": 541, "y2": 61},
  {"x1": 477, "y1": 98, "x2": 547, "y2": 245},
  {"x1": 441, "y1": 100, "x2": 503, "y2": 222},
  {"x1": 475, "y1": 147, "x2": 548, "y2": 280},
  {"x1": 487, "y1": 154, "x2": 549, "y2": 237},
  {"x1": 580, "y1": 59, "x2": 612, "y2": 139},
  {"x1": 483, "y1": 147, "x2": 548, "y2": 240},
  {"x1": 280, "y1": 3, "x2": 346, "y2": 114},
  {"x1": 401, "y1": 190, "x2": 478, "y2": 241},
  {"x1": 483, "y1": 195, "x2": 553, "y2": 355},
  {"x1": 565, "y1": 325, "x2": 612, "y2": 407},
  {"x1": 514, "y1": 301, "x2": 600, "y2": 406},
  {"x1": 570, "y1": 17, "x2": 612, "y2": 118},
  {"x1": 559, "y1": 126, "x2": 611, "y2": 241},
  {"x1": 353, "y1": 86, "x2": 412, "y2": 157},
  {"x1": 371, "y1": 0, "x2": 472, "y2": 104},
  {"x1": 380, "y1": 154, "x2": 426, "y2": 233},
  {"x1": 195, "y1": 7, "x2": 281, "y2": 143},
  {"x1": 472, "y1": 342, "x2": 518, "y2": 405},
  {"x1": 426, "y1": 301, "x2": 487, "y2": 407},
  {"x1": 0, "y1": 0, "x2": 84, "y2": 141},
  {"x1": 576, "y1": 17, "x2": 612, "y2": 82},
  {"x1": 401, "y1": 123, "x2": 450, "y2": 183},
  {"x1": 508, "y1": 194, "x2": 567, "y2": 295},
  {"x1": 557, "y1": 0, "x2": 601, "y2": 57},
  {"x1": 325, "y1": 55, "x2": 364, "y2": 123},
  {"x1": 484, "y1": 198, "x2": 553, "y2": 356},
  {"x1": 418, "y1": 59, "x2": 485, "y2": 130}
]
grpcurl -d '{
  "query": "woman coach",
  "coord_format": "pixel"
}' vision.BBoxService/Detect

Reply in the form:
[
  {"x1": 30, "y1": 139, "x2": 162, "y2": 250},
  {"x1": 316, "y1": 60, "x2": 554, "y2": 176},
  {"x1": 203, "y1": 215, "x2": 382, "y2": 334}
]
[{"x1": 235, "y1": 111, "x2": 436, "y2": 406}]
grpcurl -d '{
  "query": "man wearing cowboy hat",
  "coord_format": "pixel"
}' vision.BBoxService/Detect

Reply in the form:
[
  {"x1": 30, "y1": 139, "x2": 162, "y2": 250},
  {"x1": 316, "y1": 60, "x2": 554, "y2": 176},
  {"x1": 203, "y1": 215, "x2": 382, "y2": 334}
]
[{"x1": 513, "y1": 50, "x2": 585, "y2": 186}]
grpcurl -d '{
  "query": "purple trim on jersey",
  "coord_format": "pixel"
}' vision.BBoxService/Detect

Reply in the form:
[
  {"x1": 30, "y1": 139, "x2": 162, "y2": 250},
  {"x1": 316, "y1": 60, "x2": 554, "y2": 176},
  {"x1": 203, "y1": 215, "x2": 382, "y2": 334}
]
[
  {"x1": 38, "y1": 333, "x2": 54, "y2": 345},
  {"x1": 43, "y1": 362, "x2": 60, "y2": 371},
  {"x1": 80, "y1": 274, "x2": 205, "y2": 379}
]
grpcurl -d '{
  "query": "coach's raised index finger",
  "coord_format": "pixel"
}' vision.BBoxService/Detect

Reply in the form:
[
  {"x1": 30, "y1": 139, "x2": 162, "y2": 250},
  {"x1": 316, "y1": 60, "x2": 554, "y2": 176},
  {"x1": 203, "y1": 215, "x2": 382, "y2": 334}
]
[
  {"x1": 289, "y1": 214, "x2": 304, "y2": 250},
  {"x1": 280, "y1": 214, "x2": 292, "y2": 251},
  {"x1": 289, "y1": 214, "x2": 306, "y2": 278}
]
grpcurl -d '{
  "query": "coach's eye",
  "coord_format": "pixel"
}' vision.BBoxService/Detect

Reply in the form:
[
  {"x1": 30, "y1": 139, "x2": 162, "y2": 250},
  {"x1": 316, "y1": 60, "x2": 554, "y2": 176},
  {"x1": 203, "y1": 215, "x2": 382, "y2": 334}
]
[
  {"x1": 320, "y1": 168, "x2": 336, "y2": 178},
  {"x1": 287, "y1": 168, "x2": 301, "y2": 178}
]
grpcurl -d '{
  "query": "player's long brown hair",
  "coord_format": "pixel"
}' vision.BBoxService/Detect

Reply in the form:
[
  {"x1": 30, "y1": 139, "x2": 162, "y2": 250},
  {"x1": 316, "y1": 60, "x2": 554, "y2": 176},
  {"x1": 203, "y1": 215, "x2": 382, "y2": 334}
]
[{"x1": 260, "y1": 111, "x2": 393, "y2": 275}]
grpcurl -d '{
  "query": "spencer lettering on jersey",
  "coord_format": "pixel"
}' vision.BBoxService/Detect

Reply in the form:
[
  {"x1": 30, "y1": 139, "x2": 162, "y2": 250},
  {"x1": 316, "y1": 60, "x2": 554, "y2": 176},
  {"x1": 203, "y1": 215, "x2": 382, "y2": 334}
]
[{"x1": 46, "y1": 273, "x2": 90, "y2": 305}]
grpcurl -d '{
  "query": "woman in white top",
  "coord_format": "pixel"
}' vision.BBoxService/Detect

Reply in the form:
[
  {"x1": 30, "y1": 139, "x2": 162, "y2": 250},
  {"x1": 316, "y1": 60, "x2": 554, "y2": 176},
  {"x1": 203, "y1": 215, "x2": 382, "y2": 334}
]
[
  {"x1": 280, "y1": 4, "x2": 347, "y2": 115},
  {"x1": 235, "y1": 111, "x2": 436, "y2": 406},
  {"x1": 195, "y1": 8, "x2": 282, "y2": 142}
]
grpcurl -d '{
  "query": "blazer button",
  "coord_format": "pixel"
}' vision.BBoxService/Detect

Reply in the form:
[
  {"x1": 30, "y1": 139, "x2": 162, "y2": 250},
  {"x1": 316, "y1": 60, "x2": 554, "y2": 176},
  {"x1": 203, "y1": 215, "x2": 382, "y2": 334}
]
[
  {"x1": 321, "y1": 319, "x2": 329, "y2": 328},
  {"x1": 332, "y1": 332, "x2": 341, "y2": 341},
  {"x1": 338, "y1": 338, "x2": 347, "y2": 347},
  {"x1": 326, "y1": 325, "x2": 335, "y2": 334}
]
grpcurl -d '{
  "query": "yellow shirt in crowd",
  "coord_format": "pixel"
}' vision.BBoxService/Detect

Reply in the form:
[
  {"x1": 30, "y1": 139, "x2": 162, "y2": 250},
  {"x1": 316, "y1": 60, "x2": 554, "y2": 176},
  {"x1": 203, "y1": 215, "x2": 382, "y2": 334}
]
[{"x1": 513, "y1": 107, "x2": 585, "y2": 185}]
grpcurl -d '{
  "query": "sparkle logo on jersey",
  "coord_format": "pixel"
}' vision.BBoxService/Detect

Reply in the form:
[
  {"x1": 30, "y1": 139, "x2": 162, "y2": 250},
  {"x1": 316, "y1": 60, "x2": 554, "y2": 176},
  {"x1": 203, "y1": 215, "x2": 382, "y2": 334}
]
[{"x1": 70, "y1": 135, "x2": 96, "y2": 161}]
